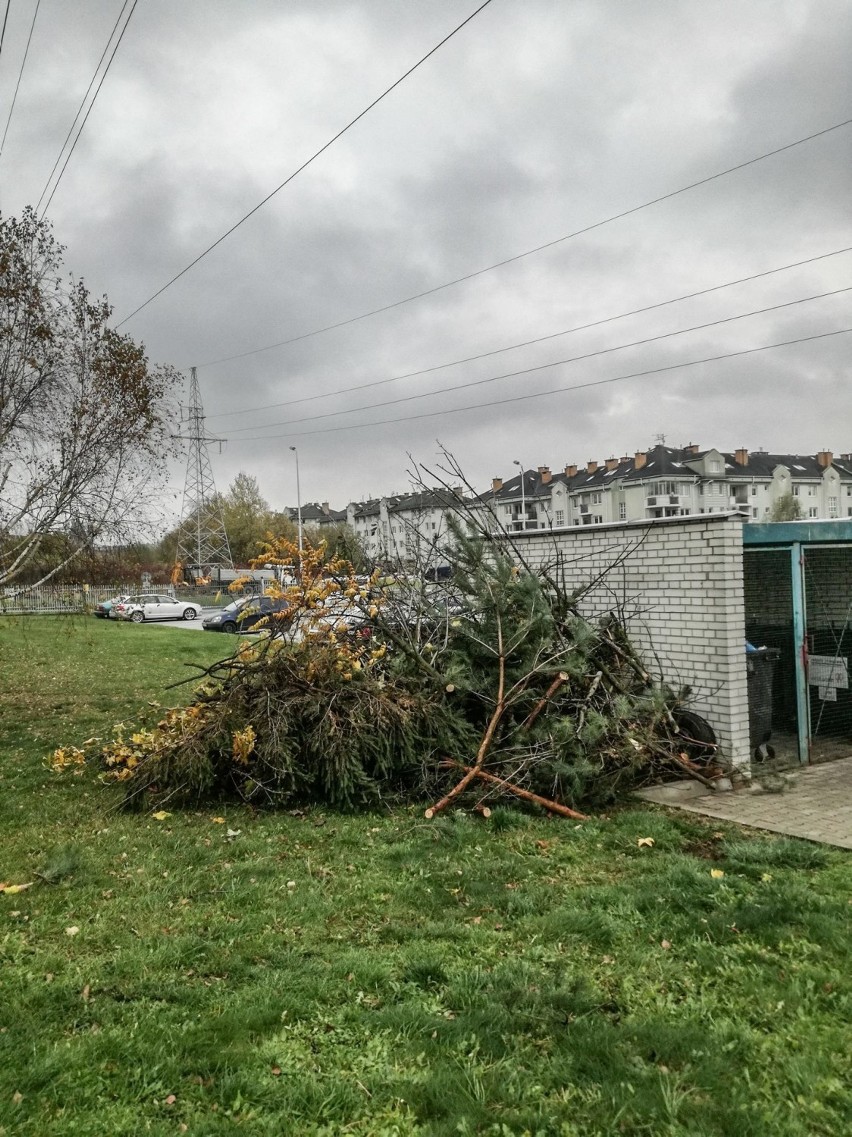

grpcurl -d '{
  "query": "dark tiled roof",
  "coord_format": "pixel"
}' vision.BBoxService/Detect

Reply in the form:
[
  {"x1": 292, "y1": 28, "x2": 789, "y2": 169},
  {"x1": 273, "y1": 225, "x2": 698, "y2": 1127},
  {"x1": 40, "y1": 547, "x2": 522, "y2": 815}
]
[{"x1": 390, "y1": 488, "x2": 467, "y2": 513}]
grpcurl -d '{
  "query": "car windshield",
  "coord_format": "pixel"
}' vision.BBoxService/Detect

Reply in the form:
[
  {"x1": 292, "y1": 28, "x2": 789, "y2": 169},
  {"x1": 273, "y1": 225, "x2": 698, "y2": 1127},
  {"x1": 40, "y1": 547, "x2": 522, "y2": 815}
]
[{"x1": 221, "y1": 597, "x2": 256, "y2": 615}]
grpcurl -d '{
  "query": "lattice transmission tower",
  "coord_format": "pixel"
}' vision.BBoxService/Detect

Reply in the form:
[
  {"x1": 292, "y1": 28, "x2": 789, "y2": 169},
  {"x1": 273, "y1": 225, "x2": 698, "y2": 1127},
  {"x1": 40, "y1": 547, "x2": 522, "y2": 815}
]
[{"x1": 173, "y1": 367, "x2": 233, "y2": 578}]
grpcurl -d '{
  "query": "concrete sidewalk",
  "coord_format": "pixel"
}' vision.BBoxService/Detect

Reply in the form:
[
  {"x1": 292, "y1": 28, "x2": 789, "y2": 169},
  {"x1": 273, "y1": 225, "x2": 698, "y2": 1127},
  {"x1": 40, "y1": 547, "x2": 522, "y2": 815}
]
[{"x1": 637, "y1": 756, "x2": 852, "y2": 849}]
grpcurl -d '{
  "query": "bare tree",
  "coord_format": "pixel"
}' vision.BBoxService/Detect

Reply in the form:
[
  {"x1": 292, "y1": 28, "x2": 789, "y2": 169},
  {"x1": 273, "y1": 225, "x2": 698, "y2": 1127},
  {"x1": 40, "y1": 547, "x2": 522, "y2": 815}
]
[{"x1": 1, "y1": 208, "x2": 179, "y2": 591}]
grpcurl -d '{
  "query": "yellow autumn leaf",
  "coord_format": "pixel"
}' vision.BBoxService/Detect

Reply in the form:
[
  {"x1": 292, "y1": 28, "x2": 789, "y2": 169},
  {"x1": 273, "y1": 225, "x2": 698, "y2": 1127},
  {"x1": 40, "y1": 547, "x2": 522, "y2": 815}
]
[
  {"x1": 211, "y1": 816, "x2": 226, "y2": 824},
  {"x1": 152, "y1": 810, "x2": 172, "y2": 821},
  {"x1": 710, "y1": 868, "x2": 725, "y2": 879},
  {"x1": 637, "y1": 837, "x2": 655, "y2": 848},
  {"x1": 1, "y1": 882, "x2": 33, "y2": 895}
]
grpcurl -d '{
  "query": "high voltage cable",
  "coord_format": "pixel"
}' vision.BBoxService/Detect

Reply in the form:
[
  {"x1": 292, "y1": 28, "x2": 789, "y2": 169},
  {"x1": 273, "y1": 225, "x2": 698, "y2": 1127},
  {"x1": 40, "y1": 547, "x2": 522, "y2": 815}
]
[
  {"x1": 0, "y1": 1, "x2": 10, "y2": 62},
  {"x1": 114, "y1": 0, "x2": 496, "y2": 328},
  {"x1": 191, "y1": 116, "x2": 852, "y2": 368},
  {"x1": 206, "y1": 245, "x2": 852, "y2": 420},
  {"x1": 35, "y1": 0, "x2": 131, "y2": 213},
  {"x1": 220, "y1": 287, "x2": 851, "y2": 433},
  {"x1": 0, "y1": 0, "x2": 39, "y2": 159},
  {"x1": 229, "y1": 327, "x2": 851, "y2": 442},
  {"x1": 36, "y1": 0, "x2": 137, "y2": 217}
]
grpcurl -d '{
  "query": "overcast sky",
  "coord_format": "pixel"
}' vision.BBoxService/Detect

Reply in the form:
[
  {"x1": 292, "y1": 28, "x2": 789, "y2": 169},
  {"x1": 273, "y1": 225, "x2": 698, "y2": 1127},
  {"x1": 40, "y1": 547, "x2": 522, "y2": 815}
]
[{"x1": 2, "y1": 0, "x2": 850, "y2": 520}]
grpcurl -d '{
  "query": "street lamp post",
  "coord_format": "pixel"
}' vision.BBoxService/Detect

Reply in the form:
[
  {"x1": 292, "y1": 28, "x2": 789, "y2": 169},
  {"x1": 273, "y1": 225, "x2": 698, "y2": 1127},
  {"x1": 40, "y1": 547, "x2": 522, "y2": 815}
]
[
  {"x1": 513, "y1": 459, "x2": 526, "y2": 531},
  {"x1": 289, "y1": 446, "x2": 303, "y2": 567}
]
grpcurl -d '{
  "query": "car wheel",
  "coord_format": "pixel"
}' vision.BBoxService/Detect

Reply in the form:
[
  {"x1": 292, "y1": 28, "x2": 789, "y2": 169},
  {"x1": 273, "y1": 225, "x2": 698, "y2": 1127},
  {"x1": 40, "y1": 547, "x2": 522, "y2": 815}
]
[
  {"x1": 183, "y1": 607, "x2": 199, "y2": 621},
  {"x1": 130, "y1": 610, "x2": 144, "y2": 623},
  {"x1": 222, "y1": 621, "x2": 237, "y2": 634}
]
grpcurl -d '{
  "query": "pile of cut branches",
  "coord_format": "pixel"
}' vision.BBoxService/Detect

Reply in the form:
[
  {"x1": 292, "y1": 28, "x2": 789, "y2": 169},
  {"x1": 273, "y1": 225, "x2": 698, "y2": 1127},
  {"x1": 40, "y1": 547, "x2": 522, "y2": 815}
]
[{"x1": 52, "y1": 528, "x2": 719, "y2": 815}]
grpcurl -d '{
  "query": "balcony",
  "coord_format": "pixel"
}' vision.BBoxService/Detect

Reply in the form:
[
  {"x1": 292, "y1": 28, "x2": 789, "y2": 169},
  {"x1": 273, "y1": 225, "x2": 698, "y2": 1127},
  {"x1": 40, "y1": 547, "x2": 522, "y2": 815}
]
[{"x1": 646, "y1": 494, "x2": 682, "y2": 508}]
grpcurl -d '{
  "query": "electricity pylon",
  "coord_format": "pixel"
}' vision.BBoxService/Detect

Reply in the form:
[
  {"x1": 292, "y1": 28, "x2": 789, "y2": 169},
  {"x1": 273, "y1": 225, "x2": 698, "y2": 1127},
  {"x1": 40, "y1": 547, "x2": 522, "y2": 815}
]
[{"x1": 173, "y1": 367, "x2": 233, "y2": 579}]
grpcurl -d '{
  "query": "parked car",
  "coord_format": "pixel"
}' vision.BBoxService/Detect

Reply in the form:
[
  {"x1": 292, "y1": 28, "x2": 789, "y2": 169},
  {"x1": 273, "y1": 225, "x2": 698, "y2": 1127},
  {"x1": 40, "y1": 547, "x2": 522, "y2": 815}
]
[
  {"x1": 114, "y1": 594, "x2": 201, "y2": 623},
  {"x1": 94, "y1": 594, "x2": 130, "y2": 619},
  {"x1": 202, "y1": 594, "x2": 291, "y2": 634}
]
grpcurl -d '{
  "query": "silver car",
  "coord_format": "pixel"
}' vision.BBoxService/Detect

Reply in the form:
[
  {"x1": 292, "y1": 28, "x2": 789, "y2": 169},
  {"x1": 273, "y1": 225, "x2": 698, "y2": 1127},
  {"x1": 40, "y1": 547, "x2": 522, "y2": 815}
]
[{"x1": 113, "y1": 594, "x2": 201, "y2": 623}]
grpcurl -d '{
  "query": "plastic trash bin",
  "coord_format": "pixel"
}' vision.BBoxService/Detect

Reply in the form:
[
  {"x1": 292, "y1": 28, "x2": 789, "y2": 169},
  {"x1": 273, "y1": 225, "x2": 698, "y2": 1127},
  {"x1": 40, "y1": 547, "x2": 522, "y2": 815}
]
[{"x1": 746, "y1": 647, "x2": 780, "y2": 752}]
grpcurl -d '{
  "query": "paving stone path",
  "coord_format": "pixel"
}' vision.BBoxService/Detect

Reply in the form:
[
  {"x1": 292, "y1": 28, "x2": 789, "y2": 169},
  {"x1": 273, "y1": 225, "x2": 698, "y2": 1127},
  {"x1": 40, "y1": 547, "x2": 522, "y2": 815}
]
[{"x1": 637, "y1": 756, "x2": 852, "y2": 849}]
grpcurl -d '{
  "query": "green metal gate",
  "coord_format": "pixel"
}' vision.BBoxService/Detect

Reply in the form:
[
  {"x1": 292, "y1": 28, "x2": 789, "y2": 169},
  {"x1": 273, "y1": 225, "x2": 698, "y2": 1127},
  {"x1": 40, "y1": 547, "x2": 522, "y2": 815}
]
[{"x1": 743, "y1": 521, "x2": 852, "y2": 766}]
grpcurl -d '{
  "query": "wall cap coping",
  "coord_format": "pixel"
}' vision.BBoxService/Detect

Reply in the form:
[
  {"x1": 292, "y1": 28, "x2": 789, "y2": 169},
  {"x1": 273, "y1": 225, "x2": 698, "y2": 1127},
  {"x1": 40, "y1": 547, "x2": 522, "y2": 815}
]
[{"x1": 504, "y1": 512, "x2": 745, "y2": 539}]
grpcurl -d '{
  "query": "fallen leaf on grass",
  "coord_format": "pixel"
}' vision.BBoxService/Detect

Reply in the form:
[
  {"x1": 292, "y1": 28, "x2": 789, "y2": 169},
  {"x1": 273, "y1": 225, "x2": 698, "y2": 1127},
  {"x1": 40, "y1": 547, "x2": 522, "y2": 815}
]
[
  {"x1": 152, "y1": 811, "x2": 171, "y2": 821},
  {"x1": 637, "y1": 837, "x2": 655, "y2": 848},
  {"x1": 225, "y1": 829, "x2": 241, "y2": 839},
  {"x1": 12, "y1": 1091, "x2": 23, "y2": 1104},
  {"x1": 164, "y1": 1094, "x2": 177, "y2": 1105},
  {"x1": 65, "y1": 925, "x2": 80, "y2": 936},
  {"x1": 661, "y1": 939, "x2": 672, "y2": 950},
  {"x1": 271, "y1": 1066, "x2": 282, "y2": 1076},
  {"x1": 211, "y1": 817, "x2": 226, "y2": 824},
  {"x1": 0, "y1": 882, "x2": 34, "y2": 895},
  {"x1": 81, "y1": 984, "x2": 91, "y2": 1002},
  {"x1": 710, "y1": 868, "x2": 725, "y2": 879}
]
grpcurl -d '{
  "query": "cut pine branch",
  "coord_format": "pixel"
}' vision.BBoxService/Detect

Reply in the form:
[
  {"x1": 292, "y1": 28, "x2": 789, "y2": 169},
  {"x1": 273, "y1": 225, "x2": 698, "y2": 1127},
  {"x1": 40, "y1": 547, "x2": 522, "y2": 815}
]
[
  {"x1": 522, "y1": 672, "x2": 568, "y2": 730},
  {"x1": 445, "y1": 762, "x2": 589, "y2": 821}
]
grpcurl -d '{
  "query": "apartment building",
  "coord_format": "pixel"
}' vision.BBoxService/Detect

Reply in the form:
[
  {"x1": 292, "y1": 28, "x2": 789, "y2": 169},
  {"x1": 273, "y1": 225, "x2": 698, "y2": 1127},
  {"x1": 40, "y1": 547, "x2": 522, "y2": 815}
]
[{"x1": 487, "y1": 445, "x2": 852, "y2": 531}]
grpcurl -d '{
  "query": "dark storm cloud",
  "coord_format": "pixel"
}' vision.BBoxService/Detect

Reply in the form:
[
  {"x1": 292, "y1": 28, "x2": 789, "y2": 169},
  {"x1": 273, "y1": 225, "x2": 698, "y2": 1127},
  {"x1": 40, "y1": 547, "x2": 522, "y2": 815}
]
[{"x1": 1, "y1": 0, "x2": 849, "y2": 516}]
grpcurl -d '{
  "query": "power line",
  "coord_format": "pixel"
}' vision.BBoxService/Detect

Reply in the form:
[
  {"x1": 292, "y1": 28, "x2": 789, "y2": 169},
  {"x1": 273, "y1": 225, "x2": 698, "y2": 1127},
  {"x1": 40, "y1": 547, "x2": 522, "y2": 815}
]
[
  {"x1": 0, "y1": 1, "x2": 10, "y2": 62},
  {"x1": 37, "y1": 0, "x2": 137, "y2": 217},
  {"x1": 0, "y1": 0, "x2": 39, "y2": 159},
  {"x1": 35, "y1": 0, "x2": 130, "y2": 213},
  {"x1": 221, "y1": 287, "x2": 851, "y2": 433},
  {"x1": 205, "y1": 245, "x2": 852, "y2": 420},
  {"x1": 114, "y1": 0, "x2": 496, "y2": 328},
  {"x1": 228, "y1": 326, "x2": 851, "y2": 442},
  {"x1": 191, "y1": 116, "x2": 852, "y2": 369}
]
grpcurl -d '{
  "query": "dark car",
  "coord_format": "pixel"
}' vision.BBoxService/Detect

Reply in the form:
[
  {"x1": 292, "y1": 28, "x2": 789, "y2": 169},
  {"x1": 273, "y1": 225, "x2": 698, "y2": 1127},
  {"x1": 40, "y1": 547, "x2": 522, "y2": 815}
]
[
  {"x1": 202, "y1": 595, "x2": 291, "y2": 634},
  {"x1": 94, "y1": 594, "x2": 130, "y2": 619}
]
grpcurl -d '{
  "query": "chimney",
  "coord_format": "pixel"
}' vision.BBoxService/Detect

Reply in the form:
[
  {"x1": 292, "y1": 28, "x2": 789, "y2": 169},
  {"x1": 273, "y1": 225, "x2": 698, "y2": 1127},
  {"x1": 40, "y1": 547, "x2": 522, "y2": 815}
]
[
  {"x1": 620, "y1": 455, "x2": 630, "y2": 464},
  {"x1": 321, "y1": 501, "x2": 329, "y2": 514},
  {"x1": 817, "y1": 450, "x2": 834, "y2": 468},
  {"x1": 684, "y1": 443, "x2": 700, "y2": 455},
  {"x1": 538, "y1": 465, "x2": 552, "y2": 484},
  {"x1": 841, "y1": 453, "x2": 852, "y2": 462},
  {"x1": 735, "y1": 448, "x2": 749, "y2": 467},
  {"x1": 634, "y1": 451, "x2": 647, "y2": 470},
  {"x1": 491, "y1": 477, "x2": 503, "y2": 492},
  {"x1": 605, "y1": 457, "x2": 618, "y2": 471},
  {"x1": 586, "y1": 460, "x2": 598, "y2": 474},
  {"x1": 564, "y1": 464, "x2": 577, "y2": 478}
]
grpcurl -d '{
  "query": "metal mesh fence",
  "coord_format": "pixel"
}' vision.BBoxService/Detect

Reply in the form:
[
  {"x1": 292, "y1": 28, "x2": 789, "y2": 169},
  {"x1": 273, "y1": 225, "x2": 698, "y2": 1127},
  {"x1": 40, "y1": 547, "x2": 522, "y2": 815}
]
[{"x1": 804, "y1": 545, "x2": 852, "y2": 762}]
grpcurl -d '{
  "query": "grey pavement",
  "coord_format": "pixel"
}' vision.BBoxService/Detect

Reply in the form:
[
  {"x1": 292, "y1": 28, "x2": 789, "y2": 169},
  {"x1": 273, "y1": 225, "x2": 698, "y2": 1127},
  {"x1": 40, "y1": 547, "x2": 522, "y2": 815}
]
[{"x1": 637, "y1": 757, "x2": 852, "y2": 849}]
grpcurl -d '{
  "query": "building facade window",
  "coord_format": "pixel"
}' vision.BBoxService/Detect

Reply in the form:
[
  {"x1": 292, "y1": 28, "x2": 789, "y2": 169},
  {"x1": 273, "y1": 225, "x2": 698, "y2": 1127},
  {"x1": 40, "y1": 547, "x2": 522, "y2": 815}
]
[
  {"x1": 618, "y1": 502, "x2": 627, "y2": 520},
  {"x1": 555, "y1": 509, "x2": 564, "y2": 525},
  {"x1": 828, "y1": 496, "x2": 838, "y2": 517}
]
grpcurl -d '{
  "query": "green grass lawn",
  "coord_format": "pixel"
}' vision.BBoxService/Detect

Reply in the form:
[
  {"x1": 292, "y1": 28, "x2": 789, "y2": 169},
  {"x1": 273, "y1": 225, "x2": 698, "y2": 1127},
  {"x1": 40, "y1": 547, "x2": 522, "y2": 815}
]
[{"x1": 0, "y1": 617, "x2": 849, "y2": 1136}]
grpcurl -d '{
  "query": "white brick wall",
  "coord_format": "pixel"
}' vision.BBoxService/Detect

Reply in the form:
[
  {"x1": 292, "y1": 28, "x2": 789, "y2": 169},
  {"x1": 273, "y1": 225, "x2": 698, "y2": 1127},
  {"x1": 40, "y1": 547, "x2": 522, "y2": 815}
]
[{"x1": 516, "y1": 513, "x2": 750, "y2": 770}]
